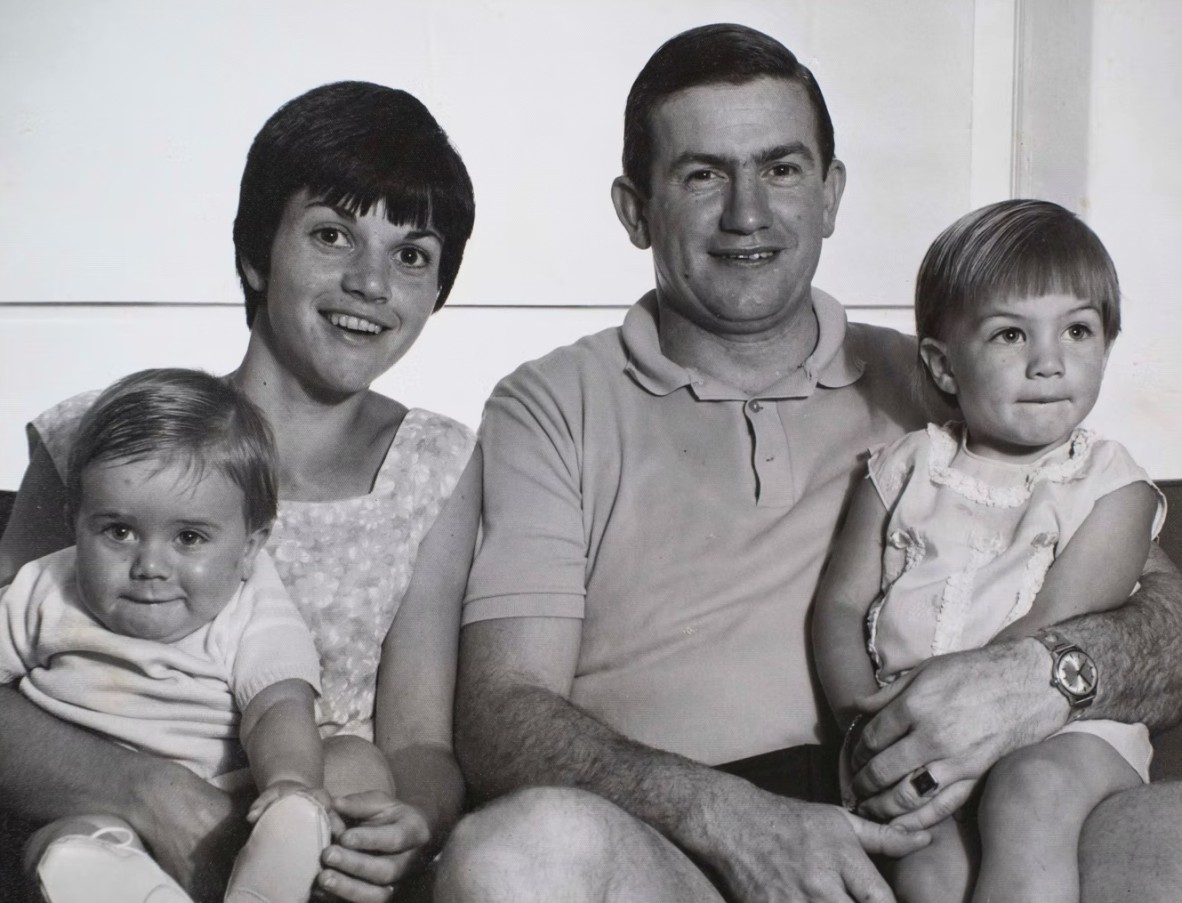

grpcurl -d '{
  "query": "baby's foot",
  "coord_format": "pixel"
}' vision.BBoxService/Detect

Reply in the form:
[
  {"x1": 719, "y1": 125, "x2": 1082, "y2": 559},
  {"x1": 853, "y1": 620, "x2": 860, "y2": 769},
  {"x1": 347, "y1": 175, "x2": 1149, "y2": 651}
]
[
  {"x1": 37, "y1": 825, "x2": 194, "y2": 903},
  {"x1": 225, "y1": 791, "x2": 332, "y2": 903}
]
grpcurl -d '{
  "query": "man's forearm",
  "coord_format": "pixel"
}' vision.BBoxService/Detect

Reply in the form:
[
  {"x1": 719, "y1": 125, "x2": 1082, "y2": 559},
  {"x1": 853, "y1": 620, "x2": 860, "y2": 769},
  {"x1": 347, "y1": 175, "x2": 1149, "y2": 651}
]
[
  {"x1": 455, "y1": 678, "x2": 744, "y2": 862},
  {"x1": 1063, "y1": 557, "x2": 1182, "y2": 731}
]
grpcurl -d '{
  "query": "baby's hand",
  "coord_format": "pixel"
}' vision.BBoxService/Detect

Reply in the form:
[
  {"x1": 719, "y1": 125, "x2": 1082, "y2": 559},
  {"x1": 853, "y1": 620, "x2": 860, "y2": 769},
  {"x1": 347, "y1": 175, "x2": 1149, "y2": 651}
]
[{"x1": 248, "y1": 781, "x2": 334, "y2": 824}]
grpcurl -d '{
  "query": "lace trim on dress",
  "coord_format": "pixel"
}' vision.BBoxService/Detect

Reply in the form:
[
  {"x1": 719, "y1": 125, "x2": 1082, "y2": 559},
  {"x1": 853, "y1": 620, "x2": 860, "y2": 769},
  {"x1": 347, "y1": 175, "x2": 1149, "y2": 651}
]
[{"x1": 926, "y1": 423, "x2": 1095, "y2": 509}]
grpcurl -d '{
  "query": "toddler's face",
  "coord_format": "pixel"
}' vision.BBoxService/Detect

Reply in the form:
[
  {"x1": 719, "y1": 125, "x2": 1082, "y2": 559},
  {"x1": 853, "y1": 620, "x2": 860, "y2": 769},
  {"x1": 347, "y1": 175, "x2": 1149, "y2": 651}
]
[
  {"x1": 922, "y1": 292, "x2": 1110, "y2": 462},
  {"x1": 73, "y1": 456, "x2": 268, "y2": 642}
]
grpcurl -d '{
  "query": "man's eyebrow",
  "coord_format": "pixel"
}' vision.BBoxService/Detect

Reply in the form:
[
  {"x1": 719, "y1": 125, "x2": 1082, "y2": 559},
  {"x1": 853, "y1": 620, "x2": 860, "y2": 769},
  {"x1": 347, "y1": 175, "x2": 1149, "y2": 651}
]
[{"x1": 669, "y1": 142, "x2": 816, "y2": 170}]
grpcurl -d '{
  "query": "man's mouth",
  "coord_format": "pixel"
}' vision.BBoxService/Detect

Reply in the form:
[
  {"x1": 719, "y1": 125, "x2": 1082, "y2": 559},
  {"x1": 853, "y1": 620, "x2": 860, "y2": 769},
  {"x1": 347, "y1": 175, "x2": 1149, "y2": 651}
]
[
  {"x1": 713, "y1": 250, "x2": 779, "y2": 262},
  {"x1": 325, "y1": 312, "x2": 385, "y2": 335}
]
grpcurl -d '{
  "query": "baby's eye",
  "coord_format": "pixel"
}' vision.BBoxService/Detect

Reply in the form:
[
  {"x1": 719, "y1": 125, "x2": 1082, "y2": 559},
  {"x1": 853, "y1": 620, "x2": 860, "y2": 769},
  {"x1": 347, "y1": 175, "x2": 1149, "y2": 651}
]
[
  {"x1": 396, "y1": 246, "x2": 430, "y2": 268},
  {"x1": 1065, "y1": 323, "x2": 1095, "y2": 341},
  {"x1": 102, "y1": 524, "x2": 134, "y2": 542},
  {"x1": 175, "y1": 530, "x2": 206, "y2": 547}
]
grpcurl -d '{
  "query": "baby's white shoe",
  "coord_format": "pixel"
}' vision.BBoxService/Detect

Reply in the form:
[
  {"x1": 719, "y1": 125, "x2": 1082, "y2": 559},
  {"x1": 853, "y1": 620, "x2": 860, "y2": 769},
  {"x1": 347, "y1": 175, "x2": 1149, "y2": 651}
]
[
  {"x1": 224, "y1": 792, "x2": 332, "y2": 903},
  {"x1": 37, "y1": 826, "x2": 194, "y2": 903}
]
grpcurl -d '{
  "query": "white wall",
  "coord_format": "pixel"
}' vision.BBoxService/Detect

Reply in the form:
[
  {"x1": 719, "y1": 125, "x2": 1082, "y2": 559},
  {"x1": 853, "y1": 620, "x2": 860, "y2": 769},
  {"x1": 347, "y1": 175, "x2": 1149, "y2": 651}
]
[{"x1": 1, "y1": 0, "x2": 1180, "y2": 486}]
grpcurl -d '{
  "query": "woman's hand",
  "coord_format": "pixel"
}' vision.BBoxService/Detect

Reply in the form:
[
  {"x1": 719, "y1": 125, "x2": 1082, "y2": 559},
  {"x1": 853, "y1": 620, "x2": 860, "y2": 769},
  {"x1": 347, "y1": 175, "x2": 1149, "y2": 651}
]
[{"x1": 316, "y1": 790, "x2": 431, "y2": 903}]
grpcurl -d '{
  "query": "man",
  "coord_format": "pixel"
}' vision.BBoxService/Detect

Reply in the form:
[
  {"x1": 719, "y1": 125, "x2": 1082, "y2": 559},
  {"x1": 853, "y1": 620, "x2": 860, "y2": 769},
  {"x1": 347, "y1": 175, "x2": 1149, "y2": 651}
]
[{"x1": 437, "y1": 24, "x2": 1182, "y2": 903}]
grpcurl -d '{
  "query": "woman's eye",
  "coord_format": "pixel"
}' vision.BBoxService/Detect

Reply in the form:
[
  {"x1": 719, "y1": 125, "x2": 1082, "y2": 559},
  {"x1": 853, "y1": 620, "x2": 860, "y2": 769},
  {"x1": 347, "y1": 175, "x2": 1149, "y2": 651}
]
[
  {"x1": 176, "y1": 530, "x2": 206, "y2": 547},
  {"x1": 312, "y1": 227, "x2": 349, "y2": 247},
  {"x1": 396, "y1": 247, "x2": 429, "y2": 268},
  {"x1": 102, "y1": 525, "x2": 134, "y2": 542}
]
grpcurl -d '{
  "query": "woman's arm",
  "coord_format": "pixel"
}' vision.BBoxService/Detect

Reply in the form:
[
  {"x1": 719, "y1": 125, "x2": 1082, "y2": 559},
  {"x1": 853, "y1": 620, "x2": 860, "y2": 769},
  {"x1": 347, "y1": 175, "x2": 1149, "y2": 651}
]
[
  {"x1": 240, "y1": 678, "x2": 328, "y2": 821},
  {"x1": 993, "y1": 482, "x2": 1158, "y2": 641},
  {"x1": 317, "y1": 448, "x2": 480, "y2": 901},
  {"x1": 813, "y1": 476, "x2": 889, "y2": 730},
  {"x1": 0, "y1": 442, "x2": 73, "y2": 586}
]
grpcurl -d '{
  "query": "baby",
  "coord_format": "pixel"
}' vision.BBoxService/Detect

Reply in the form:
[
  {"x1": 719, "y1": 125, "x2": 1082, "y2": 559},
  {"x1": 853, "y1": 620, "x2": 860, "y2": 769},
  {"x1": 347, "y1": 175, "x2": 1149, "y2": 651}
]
[
  {"x1": 1, "y1": 369, "x2": 330, "y2": 903},
  {"x1": 815, "y1": 200, "x2": 1164, "y2": 902}
]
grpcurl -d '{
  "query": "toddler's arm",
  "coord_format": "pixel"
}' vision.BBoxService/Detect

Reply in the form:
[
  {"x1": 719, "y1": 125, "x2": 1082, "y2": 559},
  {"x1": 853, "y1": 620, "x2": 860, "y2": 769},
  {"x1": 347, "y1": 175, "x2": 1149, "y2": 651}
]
[
  {"x1": 814, "y1": 476, "x2": 890, "y2": 731},
  {"x1": 993, "y1": 482, "x2": 1159, "y2": 642},
  {"x1": 240, "y1": 678, "x2": 327, "y2": 821}
]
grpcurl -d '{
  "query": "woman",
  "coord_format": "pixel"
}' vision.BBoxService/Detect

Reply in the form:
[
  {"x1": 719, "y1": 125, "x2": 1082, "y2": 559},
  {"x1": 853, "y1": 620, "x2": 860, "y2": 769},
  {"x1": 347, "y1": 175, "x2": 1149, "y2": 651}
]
[{"x1": 0, "y1": 81, "x2": 478, "y2": 902}]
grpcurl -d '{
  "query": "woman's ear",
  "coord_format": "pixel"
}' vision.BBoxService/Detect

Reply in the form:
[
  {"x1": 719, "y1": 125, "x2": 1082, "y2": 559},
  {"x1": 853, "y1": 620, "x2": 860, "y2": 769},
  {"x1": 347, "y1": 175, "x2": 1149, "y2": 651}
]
[
  {"x1": 239, "y1": 254, "x2": 266, "y2": 293},
  {"x1": 919, "y1": 337, "x2": 958, "y2": 396},
  {"x1": 611, "y1": 176, "x2": 650, "y2": 250}
]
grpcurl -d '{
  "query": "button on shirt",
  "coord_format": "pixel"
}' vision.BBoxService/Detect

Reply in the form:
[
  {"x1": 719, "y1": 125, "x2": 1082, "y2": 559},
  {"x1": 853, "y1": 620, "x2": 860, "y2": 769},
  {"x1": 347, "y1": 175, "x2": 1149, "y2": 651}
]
[{"x1": 464, "y1": 289, "x2": 929, "y2": 764}]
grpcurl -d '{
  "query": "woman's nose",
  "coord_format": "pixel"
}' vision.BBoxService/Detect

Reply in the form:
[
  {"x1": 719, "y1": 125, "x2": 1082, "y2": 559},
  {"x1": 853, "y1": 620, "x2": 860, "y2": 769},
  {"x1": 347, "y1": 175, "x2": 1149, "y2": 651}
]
[
  {"x1": 720, "y1": 170, "x2": 772, "y2": 234},
  {"x1": 341, "y1": 247, "x2": 389, "y2": 303}
]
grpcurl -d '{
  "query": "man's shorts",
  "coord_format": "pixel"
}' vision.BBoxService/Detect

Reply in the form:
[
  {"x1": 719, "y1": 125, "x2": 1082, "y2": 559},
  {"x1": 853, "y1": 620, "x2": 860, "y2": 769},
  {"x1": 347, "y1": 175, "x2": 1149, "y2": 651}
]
[{"x1": 716, "y1": 743, "x2": 841, "y2": 805}]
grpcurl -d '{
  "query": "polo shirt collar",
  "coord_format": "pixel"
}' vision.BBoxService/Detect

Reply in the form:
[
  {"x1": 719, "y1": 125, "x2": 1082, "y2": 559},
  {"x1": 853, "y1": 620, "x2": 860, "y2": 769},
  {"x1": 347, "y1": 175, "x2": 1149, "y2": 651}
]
[{"x1": 622, "y1": 288, "x2": 865, "y2": 400}]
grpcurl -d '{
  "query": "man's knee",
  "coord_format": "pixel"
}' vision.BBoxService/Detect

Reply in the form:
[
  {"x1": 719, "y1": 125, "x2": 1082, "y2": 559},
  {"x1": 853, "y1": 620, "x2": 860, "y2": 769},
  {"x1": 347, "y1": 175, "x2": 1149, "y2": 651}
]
[
  {"x1": 1081, "y1": 781, "x2": 1182, "y2": 903},
  {"x1": 435, "y1": 787, "x2": 631, "y2": 902}
]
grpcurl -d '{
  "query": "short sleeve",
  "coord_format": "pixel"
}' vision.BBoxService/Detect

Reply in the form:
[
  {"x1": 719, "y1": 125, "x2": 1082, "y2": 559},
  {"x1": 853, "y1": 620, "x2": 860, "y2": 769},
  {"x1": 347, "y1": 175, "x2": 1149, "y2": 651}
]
[
  {"x1": 867, "y1": 427, "x2": 933, "y2": 514},
  {"x1": 29, "y1": 390, "x2": 103, "y2": 480},
  {"x1": 463, "y1": 363, "x2": 588, "y2": 625},
  {"x1": 218, "y1": 552, "x2": 323, "y2": 710},
  {"x1": 1073, "y1": 438, "x2": 1167, "y2": 542}
]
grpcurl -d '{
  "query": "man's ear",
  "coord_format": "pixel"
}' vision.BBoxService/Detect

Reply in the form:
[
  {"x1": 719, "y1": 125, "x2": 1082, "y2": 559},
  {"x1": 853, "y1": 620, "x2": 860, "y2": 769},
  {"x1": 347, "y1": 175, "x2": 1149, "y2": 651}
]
[
  {"x1": 239, "y1": 254, "x2": 266, "y2": 293},
  {"x1": 238, "y1": 526, "x2": 271, "y2": 580},
  {"x1": 919, "y1": 337, "x2": 958, "y2": 396},
  {"x1": 611, "y1": 176, "x2": 650, "y2": 250},
  {"x1": 821, "y1": 159, "x2": 847, "y2": 238}
]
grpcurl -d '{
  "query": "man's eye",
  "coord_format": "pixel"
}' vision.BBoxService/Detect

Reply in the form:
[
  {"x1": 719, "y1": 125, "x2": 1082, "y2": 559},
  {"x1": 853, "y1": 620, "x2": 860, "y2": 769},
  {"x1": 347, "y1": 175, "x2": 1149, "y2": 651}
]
[
  {"x1": 176, "y1": 530, "x2": 206, "y2": 547},
  {"x1": 769, "y1": 163, "x2": 801, "y2": 179},
  {"x1": 397, "y1": 247, "x2": 429, "y2": 268},
  {"x1": 687, "y1": 170, "x2": 719, "y2": 183},
  {"x1": 102, "y1": 525, "x2": 134, "y2": 542}
]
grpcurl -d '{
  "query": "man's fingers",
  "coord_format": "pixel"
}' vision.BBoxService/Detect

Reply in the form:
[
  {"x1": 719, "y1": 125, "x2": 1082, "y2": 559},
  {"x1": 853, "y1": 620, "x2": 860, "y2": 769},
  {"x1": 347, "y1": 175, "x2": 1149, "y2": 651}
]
[
  {"x1": 841, "y1": 809, "x2": 930, "y2": 859},
  {"x1": 856, "y1": 760, "x2": 950, "y2": 821},
  {"x1": 889, "y1": 780, "x2": 975, "y2": 832}
]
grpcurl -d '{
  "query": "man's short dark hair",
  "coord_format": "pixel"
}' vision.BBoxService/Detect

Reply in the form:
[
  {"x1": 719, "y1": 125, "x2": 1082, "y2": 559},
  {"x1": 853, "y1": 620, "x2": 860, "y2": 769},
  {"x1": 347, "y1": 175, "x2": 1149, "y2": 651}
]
[
  {"x1": 623, "y1": 23, "x2": 835, "y2": 196},
  {"x1": 234, "y1": 81, "x2": 475, "y2": 327}
]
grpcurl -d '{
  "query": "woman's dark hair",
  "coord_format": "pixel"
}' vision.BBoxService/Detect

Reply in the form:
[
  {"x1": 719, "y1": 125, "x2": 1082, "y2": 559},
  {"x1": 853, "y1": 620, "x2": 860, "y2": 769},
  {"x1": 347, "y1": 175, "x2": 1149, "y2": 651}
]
[
  {"x1": 623, "y1": 23, "x2": 835, "y2": 197},
  {"x1": 68, "y1": 368, "x2": 278, "y2": 534},
  {"x1": 234, "y1": 81, "x2": 475, "y2": 327}
]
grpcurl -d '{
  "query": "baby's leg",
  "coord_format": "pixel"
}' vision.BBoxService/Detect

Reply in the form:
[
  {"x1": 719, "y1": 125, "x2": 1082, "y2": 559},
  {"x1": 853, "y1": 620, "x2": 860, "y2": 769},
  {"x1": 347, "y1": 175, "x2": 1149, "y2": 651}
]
[
  {"x1": 973, "y1": 732, "x2": 1141, "y2": 903},
  {"x1": 887, "y1": 814, "x2": 977, "y2": 903},
  {"x1": 322, "y1": 732, "x2": 396, "y2": 797},
  {"x1": 29, "y1": 813, "x2": 193, "y2": 903}
]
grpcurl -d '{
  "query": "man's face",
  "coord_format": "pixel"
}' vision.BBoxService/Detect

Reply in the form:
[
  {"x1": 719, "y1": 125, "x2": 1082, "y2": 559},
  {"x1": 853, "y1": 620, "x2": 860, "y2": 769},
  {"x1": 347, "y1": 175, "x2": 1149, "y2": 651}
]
[{"x1": 624, "y1": 77, "x2": 844, "y2": 339}]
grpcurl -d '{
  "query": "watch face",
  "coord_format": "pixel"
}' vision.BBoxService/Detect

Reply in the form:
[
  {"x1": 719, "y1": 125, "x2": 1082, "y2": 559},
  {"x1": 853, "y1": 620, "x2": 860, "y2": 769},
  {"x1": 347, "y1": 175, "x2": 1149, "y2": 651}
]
[{"x1": 1057, "y1": 650, "x2": 1097, "y2": 696}]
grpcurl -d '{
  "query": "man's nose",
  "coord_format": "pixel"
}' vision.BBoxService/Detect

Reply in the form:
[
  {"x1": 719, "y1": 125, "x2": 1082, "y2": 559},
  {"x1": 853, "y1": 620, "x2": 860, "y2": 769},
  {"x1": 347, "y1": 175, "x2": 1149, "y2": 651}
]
[
  {"x1": 720, "y1": 171, "x2": 772, "y2": 234},
  {"x1": 341, "y1": 246, "x2": 389, "y2": 303},
  {"x1": 130, "y1": 541, "x2": 171, "y2": 580}
]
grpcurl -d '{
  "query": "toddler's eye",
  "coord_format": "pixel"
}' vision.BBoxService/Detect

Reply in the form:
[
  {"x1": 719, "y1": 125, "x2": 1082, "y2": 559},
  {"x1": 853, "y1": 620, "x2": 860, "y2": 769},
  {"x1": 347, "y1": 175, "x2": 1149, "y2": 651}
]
[
  {"x1": 102, "y1": 524, "x2": 134, "y2": 542},
  {"x1": 1065, "y1": 323, "x2": 1095, "y2": 341},
  {"x1": 176, "y1": 530, "x2": 206, "y2": 547},
  {"x1": 993, "y1": 327, "x2": 1024, "y2": 344}
]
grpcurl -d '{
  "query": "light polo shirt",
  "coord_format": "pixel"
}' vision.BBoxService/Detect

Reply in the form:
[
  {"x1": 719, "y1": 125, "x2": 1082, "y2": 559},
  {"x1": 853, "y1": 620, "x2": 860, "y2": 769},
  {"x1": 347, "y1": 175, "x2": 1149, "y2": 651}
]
[{"x1": 464, "y1": 289, "x2": 930, "y2": 765}]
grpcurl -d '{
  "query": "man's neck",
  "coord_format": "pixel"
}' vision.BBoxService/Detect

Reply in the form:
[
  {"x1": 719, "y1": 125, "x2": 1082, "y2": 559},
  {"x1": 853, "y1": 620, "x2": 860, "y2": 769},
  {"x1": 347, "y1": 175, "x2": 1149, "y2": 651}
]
[{"x1": 656, "y1": 299, "x2": 820, "y2": 397}]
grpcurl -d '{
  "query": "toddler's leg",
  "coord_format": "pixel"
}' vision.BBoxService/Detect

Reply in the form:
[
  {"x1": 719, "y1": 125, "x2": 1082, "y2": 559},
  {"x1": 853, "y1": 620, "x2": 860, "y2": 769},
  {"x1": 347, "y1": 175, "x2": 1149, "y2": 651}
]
[
  {"x1": 973, "y1": 732, "x2": 1140, "y2": 903},
  {"x1": 29, "y1": 813, "x2": 194, "y2": 903},
  {"x1": 887, "y1": 814, "x2": 977, "y2": 903}
]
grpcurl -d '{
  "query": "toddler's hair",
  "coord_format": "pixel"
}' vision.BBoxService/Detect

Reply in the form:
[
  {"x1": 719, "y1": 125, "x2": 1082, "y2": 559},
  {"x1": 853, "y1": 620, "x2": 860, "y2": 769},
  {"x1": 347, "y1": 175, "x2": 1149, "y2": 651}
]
[
  {"x1": 915, "y1": 199, "x2": 1121, "y2": 345},
  {"x1": 67, "y1": 369, "x2": 278, "y2": 533}
]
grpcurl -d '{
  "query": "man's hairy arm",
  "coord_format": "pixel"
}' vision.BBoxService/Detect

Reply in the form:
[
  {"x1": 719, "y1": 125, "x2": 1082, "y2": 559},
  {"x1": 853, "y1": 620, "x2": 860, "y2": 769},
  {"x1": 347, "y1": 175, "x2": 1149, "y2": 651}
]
[{"x1": 455, "y1": 617, "x2": 926, "y2": 902}]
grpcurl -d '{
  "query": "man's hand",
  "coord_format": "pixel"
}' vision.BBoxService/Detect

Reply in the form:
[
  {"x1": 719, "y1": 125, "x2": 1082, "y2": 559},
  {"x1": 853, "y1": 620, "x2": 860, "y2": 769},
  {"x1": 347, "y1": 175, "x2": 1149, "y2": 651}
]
[
  {"x1": 706, "y1": 780, "x2": 929, "y2": 903},
  {"x1": 316, "y1": 790, "x2": 430, "y2": 903},
  {"x1": 849, "y1": 641, "x2": 1065, "y2": 821}
]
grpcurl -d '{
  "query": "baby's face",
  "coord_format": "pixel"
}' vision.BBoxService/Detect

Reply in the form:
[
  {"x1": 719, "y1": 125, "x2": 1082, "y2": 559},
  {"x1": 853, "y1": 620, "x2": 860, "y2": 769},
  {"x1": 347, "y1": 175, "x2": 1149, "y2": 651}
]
[
  {"x1": 74, "y1": 456, "x2": 267, "y2": 642},
  {"x1": 931, "y1": 292, "x2": 1110, "y2": 462}
]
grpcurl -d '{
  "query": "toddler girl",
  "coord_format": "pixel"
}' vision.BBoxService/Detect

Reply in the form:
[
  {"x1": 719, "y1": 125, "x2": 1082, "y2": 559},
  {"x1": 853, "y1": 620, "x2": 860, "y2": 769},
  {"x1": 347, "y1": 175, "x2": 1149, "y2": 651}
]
[
  {"x1": 2, "y1": 369, "x2": 330, "y2": 903},
  {"x1": 814, "y1": 199, "x2": 1164, "y2": 902}
]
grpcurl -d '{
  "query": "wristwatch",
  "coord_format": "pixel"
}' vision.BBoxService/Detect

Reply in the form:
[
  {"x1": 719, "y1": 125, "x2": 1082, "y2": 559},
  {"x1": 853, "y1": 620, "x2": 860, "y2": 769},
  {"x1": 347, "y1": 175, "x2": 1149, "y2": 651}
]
[{"x1": 1032, "y1": 629, "x2": 1097, "y2": 717}]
